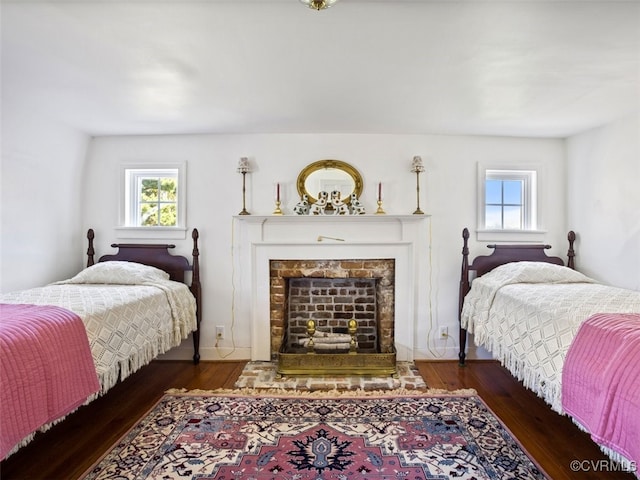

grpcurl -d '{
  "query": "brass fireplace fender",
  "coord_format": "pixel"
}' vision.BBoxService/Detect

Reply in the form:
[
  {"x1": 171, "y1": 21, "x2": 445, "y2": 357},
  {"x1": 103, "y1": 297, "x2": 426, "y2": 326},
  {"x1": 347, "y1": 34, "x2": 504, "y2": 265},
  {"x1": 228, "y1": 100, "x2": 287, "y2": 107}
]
[{"x1": 276, "y1": 346, "x2": 398, "y2": 378}]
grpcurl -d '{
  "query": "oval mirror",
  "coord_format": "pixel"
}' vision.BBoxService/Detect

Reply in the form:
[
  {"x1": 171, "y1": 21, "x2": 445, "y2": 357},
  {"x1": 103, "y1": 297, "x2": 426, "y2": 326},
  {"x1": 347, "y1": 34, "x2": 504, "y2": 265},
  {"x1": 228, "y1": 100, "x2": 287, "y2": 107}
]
[{"x1": 296, "y1": 160, "x2": 363, "y2": 205}]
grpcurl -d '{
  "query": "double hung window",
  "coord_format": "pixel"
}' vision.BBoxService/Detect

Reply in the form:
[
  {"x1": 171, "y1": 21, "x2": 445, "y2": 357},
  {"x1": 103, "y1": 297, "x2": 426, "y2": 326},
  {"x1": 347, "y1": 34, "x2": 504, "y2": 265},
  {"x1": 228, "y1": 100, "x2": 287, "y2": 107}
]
[
  {"x1": 118, "y1": 163, "x2": 187, "y2": 239},
  {"x1": 126, "y1": 168, "x2": 178, "y2": 227},
  {"x1": 484, "y1": 170, "x2": 534, "y2": 230},
  {"x1": 477, "y1": 164, "x2": 542, "y2": 241}
]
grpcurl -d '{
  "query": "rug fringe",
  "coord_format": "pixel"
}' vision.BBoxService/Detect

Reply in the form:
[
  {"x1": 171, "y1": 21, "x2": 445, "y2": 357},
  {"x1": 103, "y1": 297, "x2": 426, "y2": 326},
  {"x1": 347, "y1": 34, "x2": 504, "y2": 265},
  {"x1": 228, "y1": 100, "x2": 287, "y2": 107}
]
[{"x1": 165, "y1": 387, "x2": 477, "y2": 397}]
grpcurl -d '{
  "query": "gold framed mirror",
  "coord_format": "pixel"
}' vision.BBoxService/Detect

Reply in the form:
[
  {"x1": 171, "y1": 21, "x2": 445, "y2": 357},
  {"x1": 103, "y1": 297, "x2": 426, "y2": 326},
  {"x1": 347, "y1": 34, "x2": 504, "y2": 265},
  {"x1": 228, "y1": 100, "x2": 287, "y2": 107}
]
[{"x1": 296, "y1": 160, "x2": 363, "y2": 205}]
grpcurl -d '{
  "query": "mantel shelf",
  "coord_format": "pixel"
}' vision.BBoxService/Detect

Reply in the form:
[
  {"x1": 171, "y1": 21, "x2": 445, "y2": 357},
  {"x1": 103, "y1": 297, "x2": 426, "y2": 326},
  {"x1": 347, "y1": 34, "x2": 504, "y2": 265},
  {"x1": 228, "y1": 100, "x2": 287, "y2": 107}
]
[{"x1": 233, "y1": 214, "x2": 430, "y2": 224}]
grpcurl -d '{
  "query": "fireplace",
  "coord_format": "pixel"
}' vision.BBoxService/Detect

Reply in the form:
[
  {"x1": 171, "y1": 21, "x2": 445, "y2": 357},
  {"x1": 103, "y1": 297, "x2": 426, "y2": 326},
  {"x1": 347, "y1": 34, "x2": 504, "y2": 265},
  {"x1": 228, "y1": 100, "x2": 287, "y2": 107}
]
[
  {"x1": 286, "y1": 277, "x2": 377, "y2": 352},
  {"x1": 233, "y1": 215, "x2": 429, "y2": 364},
  {"x1": 270, "y1": 259, "x2": 395, "y2": 356}
]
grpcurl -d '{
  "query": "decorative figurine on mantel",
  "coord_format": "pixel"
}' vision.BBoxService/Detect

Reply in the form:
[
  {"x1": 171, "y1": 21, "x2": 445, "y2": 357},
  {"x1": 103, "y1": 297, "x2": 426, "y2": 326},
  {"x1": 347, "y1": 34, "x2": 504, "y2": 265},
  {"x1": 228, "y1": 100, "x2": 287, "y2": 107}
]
[
  {"x1": 330, "y1": 190, "x2": 350, "y2": 215},
  {"x1": 293, "y1": 194, "x2": 310, "y2": 215},
  {"x1": 309, "y1": 191, "x2": 330, "y2": 215},
  {"x1": 349, "y1": 193, "x2": 366, "y2": 215},
  {"x1": 295, "y1": 190, "x2": 366, "y2": 215}
]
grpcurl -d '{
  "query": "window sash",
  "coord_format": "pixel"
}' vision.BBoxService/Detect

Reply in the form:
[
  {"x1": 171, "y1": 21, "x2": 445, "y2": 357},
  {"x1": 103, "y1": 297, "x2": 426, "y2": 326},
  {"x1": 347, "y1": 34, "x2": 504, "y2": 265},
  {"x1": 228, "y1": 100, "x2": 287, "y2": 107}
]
[
  {"x1": 134, "y1": 175, "x2": 178, "y2": 226},
  {"x1": 478, "y1": 167, "x2": 538, "y2": 232},
  {"x1": 121, "y1": 164, "x2": 186, "y2": 231},
  {"x1": 485, "y1": 176, "x2": 525, "y2": 229}
]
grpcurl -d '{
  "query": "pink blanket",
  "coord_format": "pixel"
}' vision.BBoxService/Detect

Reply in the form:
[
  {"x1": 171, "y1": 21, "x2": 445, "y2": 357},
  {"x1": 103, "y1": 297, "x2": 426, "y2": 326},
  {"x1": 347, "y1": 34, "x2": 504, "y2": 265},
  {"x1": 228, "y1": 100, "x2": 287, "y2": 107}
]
[
  {"x1": 562, "y1": 312, "x2": 640, "y2": 465},
  {"x1": 0, "y1": 304, "x2": 100, "y2": 460}
]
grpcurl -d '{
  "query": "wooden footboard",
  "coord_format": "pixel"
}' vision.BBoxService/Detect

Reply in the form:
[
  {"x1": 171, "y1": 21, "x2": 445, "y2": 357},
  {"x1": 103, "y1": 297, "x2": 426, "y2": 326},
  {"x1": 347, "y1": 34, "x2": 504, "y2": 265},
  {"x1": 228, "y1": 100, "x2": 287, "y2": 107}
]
[
  {"x1": 458, "y1": 228, "x2": 576, "y2": 366},
  {"x1": 86, "y1": 228, "x2": 202, "y2": 364}
]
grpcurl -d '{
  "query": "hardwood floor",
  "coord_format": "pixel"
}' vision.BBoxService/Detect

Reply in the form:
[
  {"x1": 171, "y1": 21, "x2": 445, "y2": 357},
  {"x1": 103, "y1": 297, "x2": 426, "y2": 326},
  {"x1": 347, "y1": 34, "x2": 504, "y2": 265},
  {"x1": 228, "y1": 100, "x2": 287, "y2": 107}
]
[{"x1": 1, "y1": 360, "x2": 634, "y2": 479}]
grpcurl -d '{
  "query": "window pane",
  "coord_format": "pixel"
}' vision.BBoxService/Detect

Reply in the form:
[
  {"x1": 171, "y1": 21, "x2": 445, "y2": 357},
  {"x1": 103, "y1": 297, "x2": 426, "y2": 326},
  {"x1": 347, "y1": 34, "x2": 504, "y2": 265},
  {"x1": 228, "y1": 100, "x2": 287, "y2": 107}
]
[
  {"x1": 159, "y1": 178, "x2": 177, "y2": 201},
  {"x1": 159, "y1": 204, "x2": 177, "y2": 226},
  {"x1": 140, "y1": 179, "x2": 159, "y2": 201},
  {"x1": 503, "y1": 181, "x2": 522, "y2": 205},
  {"x1": 485, "y1": 180, "x2": 502, "y2": 204},
  {"x1": 504, "y1": 206, "x2": 522, "y2": 229},
  {"x1": 485, "y1": 206, "x2": 502, "y2": 229},
  {"x1": 140, "y1": 203, "x2": 159, "y2": 226}
]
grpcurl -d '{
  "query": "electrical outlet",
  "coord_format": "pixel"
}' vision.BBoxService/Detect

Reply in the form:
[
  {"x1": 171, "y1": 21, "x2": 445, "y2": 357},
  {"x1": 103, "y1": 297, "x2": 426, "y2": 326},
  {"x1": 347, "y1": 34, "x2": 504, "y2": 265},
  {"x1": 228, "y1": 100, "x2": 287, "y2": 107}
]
[
  {"x1": 216, "y1": 326, "x2": 225, "y2": 340},
  {"x1": 438, "y1": 326, "x2": 448, "y2": 339}
]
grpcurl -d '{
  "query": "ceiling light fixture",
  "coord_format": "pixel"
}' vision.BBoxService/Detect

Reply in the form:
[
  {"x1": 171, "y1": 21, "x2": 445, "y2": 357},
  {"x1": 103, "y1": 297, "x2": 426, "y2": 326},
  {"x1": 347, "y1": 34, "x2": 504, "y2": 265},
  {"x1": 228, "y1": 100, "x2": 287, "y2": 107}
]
[{"x1": 300, "y1": 0, "x2": 339, "y2": 11}]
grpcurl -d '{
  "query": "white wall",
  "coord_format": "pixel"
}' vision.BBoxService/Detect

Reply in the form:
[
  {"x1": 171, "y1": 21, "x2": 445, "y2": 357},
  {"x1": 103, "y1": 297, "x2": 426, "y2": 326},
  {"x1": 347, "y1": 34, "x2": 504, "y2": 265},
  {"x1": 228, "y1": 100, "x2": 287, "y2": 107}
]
[
  {"x1": 567, "y1": 113, "x2": 640, "y2": 290},
  {"x1": 82, "y1": 133, "x2": 566, "y2": 361},
  {"x1": 1, "y1": 110, "x2": 89, "y2": 293},
  {"x1": 3, "y1": 110, "x2": 636, "y2": 361}
]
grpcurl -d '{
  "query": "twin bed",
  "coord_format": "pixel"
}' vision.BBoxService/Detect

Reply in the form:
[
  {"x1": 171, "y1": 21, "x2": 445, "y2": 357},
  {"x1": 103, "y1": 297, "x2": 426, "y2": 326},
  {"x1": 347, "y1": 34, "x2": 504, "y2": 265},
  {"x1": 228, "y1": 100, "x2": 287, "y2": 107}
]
[
  {"x1": 458, "y1": 227, "x2": 640, "y2": 472},
  {"x1": 0, "y1": 229, "x2": 201, "y2": 460}
]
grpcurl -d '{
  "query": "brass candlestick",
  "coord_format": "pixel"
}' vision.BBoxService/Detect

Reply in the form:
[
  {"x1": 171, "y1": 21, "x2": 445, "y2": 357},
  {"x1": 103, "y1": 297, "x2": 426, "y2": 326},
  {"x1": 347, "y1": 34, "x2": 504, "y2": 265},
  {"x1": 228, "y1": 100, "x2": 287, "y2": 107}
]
[
  {"x1": 411, "y1": 155, "x2": 425, "y2": 215},
  {"x1": 273, "y1": 183, "x2": 283, "y2": 215},
  {"x1": 375, "y1": 200, "x2": 386, "y2": 214}
]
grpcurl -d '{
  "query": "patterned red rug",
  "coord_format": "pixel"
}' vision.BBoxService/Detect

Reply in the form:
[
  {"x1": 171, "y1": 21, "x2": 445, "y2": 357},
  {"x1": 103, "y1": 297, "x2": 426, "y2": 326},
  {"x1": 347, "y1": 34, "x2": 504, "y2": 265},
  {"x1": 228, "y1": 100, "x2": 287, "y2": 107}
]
[{"x1": 82, "y1": 389, "x2": 548, "y2": 480}]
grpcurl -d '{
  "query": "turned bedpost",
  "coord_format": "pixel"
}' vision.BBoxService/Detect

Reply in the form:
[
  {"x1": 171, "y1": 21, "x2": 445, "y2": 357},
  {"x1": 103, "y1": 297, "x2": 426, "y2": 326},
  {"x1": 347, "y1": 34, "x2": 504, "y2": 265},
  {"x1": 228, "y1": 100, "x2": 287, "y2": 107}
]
[
  {"x1": 190, "y1": 228, "x2": 202, "y2": 364},
  {"x1": 458, "y1": 228, "x2": 470, "y2": 366},
  {"x1": 87, "y1": 229, "x2": 95, "y2": 267},
  {"x1": 567, "y1": 230, "x2": 576, "y2": 270}
]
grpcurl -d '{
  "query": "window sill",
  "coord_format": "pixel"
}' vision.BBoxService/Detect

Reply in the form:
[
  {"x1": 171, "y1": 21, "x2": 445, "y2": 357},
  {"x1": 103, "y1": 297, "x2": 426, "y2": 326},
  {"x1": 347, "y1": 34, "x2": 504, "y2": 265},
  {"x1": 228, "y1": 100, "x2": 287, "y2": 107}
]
[
  {"x1": 115, "y1": 227, "x2": 188, "y2": 240},
  {"x1": 476, "y1": 229, "x2": 547, "y2": 242}
]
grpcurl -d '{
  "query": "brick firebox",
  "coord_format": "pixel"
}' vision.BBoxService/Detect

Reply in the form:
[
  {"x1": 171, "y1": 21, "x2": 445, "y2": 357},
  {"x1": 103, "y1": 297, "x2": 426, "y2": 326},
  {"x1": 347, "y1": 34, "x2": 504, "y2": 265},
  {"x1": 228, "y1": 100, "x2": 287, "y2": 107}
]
[{"x1": 269, "y1": 259, "x2": 395, "y2": 359}]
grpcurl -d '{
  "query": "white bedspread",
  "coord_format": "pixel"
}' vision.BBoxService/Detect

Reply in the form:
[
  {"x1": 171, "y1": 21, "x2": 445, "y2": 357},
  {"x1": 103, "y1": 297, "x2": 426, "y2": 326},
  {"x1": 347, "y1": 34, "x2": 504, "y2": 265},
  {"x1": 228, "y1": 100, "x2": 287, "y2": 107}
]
[
  {"x1": 461, "y1": 262, "x2": 640, "y2": 413},
  {"x1": 1, "y1": 278, "x2": 196, "y2": 394}
]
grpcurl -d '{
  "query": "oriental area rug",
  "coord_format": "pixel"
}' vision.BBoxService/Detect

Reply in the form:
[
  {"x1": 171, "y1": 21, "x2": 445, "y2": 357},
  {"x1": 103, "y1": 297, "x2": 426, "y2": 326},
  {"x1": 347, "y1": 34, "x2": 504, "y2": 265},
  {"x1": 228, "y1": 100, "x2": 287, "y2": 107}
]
[{"x1": 82, "y1": 390, "x2": 548, "y2": 480}]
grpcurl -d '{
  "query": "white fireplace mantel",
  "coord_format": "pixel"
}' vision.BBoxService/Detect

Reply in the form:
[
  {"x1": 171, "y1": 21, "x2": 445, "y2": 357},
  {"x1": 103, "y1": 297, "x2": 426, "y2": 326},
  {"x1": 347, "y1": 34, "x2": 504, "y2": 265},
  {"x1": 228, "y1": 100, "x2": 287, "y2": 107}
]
[{"x1": 233, "y1": 215, "x2": 430, "y2": 361}]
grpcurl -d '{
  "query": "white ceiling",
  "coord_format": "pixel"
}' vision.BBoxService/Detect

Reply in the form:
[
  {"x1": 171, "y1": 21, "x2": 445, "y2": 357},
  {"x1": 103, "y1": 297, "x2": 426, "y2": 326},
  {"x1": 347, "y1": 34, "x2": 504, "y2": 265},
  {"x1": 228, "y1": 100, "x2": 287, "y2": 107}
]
[{"x1": 2, "y1": 0, "x2": 639, "y2": 138}]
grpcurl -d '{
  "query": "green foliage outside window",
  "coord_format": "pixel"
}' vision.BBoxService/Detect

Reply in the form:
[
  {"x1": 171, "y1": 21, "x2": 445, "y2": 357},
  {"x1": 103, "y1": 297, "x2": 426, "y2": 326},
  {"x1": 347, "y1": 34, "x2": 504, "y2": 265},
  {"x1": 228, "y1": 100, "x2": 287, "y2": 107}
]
[{"x1": 139, "y1": 178, "x2": 178, "y2": 226}]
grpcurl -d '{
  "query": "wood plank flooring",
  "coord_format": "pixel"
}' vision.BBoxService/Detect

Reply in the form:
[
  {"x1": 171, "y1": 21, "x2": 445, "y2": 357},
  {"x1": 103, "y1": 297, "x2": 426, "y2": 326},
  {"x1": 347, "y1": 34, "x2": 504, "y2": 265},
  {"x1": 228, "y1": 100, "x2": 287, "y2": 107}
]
[{"x1": 1, "y1": 360, "x2": 634, "y2": 479}]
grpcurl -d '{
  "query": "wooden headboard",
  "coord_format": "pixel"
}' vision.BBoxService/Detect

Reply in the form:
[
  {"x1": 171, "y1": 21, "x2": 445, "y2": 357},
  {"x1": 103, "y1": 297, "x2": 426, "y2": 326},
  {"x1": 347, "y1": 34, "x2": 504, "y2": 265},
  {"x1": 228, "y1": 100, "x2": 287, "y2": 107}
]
[
  {"x1": 86, "y1": 228, "x2": 202, "y2": 364},
  {"x1": 457, "y1": 227, "x2": 576, "y2": 366}
]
